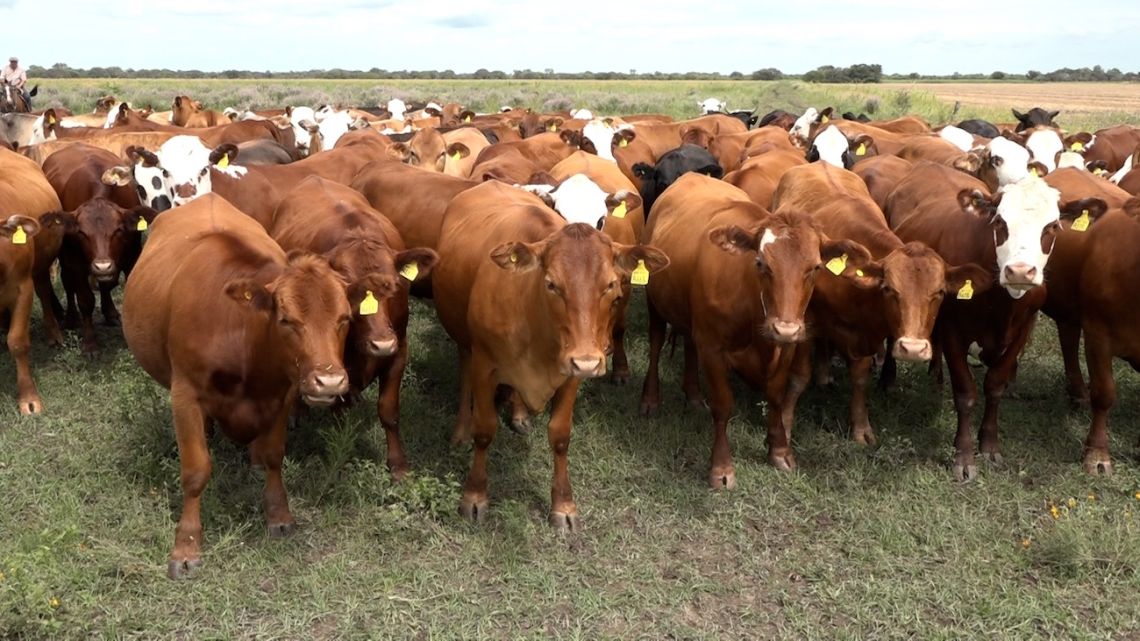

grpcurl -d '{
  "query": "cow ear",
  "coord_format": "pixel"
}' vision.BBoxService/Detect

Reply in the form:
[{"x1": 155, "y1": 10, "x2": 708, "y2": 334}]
[
  {"x1": 818, "y1": 107, "x2": 834, "y2": 123},
  {"x1": 101, "y1": 166, "x2": 133, "y2": 187},
  {"x1": 490, "y1": 240, "x2": 542, "y2": 272},
  {"x1": 820, "y1": 239, "x2": 873, "y2": 276},
  {"x1": 952, "y1": 151, "x2": 984, "y2": 175},
  {"x1": 613, "y1": 128, "x2": 636, "y2": 149},
  {"x1": 708, "y1": 224, "x2": 758, "y2": 255},
  {"x1": 173, "y1": 96, "x2": 182, "y2": 108},
  {"x1": 40, "y1": 211, "x2": 76, "y2": 233},
  {"x1": 846, "y1": 261, "x2": 884, "y2": 289},
  {"x1": 1064, "y1": 131, "x2": 1093, "y2": 152},
  {"x1": 224, "y1": 279, "x2": 274, "y2": 311},
  {"x1": 387, "y1": 142, "x2": 414, "y2": 164},
  {"x1": 957, "y1": 189, "x2": 996, "y2": 218},
  {"x1": 1059, "y1": 198, "x2": 1108, "y2": 227},
  {"x1": 1012, "y1": 109, "x2": 1026, "y2": 122},
  {"x1": 1087, "y1": 160, "x2": 1109, "y2": 176},
  {"x1": 517, "y1": 185, "x2": 555, "y2": 209},
  {"x1": 559, "y1": 129, "x2": 582, "y2": 147},
  {"x1": 445, "y1": 142, "x2": 470, "y2": 160},
  {"x1": 459, "y1": 109, "x2": 476, "y2": 123},
  {"x1": 525, "y1": 171, "x2": 558, "y2": 188},
  {"x1": 124, "y1": 206, "x2": 159, "y2": 229},
  {"x1": 613, "y1": 244, "x2": 669, "y2": 276},
  {"x1": 632, "y1": 162, "x2": 655, "y2": 179},
  {"x1": 1047, "y1": 110, "x2": 1060, "y2": 122},
  {"x1": 606, "y1": 191, "x2": 642, "y2": 217},
  {"x1": 850, "y1": 134, "x2": 876, "y2": 158},
  {"x1": 1, "y1": 215, "x2": 42, "y2": 241},
  {"x1": 544, "y1": 117, "x2": 563, "y2": 132},
  {"x1": 394, "y1": 248, "x2": 439, "y2": 283},
  {"x1": 806, "y1": 145, "x2": 820, "y2": 163},
  {"x1": 1027, "y1": 160, "x2": 1048, "y2": 178},
  {"x1": 1123, "y1": 197, "x2": 1140, "y2": 220},
  {"x1": 209, "y1": 143, "x2": 239, "y2": 168},
  {"x1": 944, "y1": 263, "x2": 993, "y2": 298}
]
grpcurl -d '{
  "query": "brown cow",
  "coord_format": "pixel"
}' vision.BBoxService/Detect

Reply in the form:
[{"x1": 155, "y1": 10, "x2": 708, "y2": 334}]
[
  {"x1": 270, "y1": 177, "x2": 438, "y2": 478},
  {"x1": 1073, "y1": 125, "x2": 1140, "y2": 173},
  {"x1": 123, "y1": 194, "x2": 352, "y2": 578},
  {"x1": 24, "y1": 131, "x2": 180, "y2": 166},
  {"x1": 0, "y1": 214, "x2": 46, "y2": 414},
  {"x1": 171, "y1": 96, "x2": 227, "y2": 128},
  {"x1": 886, "y1": 162, "x2": 1084, "y2": 480},
  {"x1": 433, "y1": 180, "x2": 667, "y2": 528},
  {"x1": 472, "y1": 130, "x2": 588, "y2": 174},
  {"x1": 641, "y1": 173, "x2": 870, "y2": 486},
  {"x1": 771, "y1": 163, "x2": 991, "y2": 445},
  {"x1": 853, "y1": 155, "x2": 913, "y2": 211},
  {"x1": 723, "y1": 148, "x2": 806, "y2": 209}
]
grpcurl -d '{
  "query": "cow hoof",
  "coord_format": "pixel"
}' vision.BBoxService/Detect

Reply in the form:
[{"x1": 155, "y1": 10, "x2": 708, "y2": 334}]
[
  {"x1": 387, "y1": 463, "x2": 408, "y2": 483},
  {"x1": 981, "y1": 451, "x2": 1004, "y2": 467},
  {"x1": 852, "y1": 429, "x2": 877, "y2": 446},
  {"x1": 167, "y1": 557, "x2": 202, "y2": 580},
  {"x1": 1082, "y1": 451, "x2": 1113, "y2": 476},
  {"x1": 952, "y1": 457, "x2": 978, "y2": 483},
  {"x1": 769, "y1": 449, "x2": 797, "y2": 472},
  {"x1": 639, "y1": 399, "x2": 659, "y2": 418},
  {"x1": 18, "y1": 396, "x2": 43, "y2": 415},
  {"x1": 709, "y1": 469, "x2": 737, "y2": 490},
  {"x1": 82, "y1": 344, "x2": 99, "y2": 358},
  {"x1": 509, "y1": 415, "x2": 532, "y2": 436},
  {"x1": 549, "y1": 511, "x2": 581, "y2": 532},
  {"x1": 46, "y1": 333, "x2": 64, "y2": 348},
  {"x1": 459, "y1": 496, "x2": 489, "y2": 523},
  {"x1": 267, "y1": 521, "x2": 295, "y2": 538}
]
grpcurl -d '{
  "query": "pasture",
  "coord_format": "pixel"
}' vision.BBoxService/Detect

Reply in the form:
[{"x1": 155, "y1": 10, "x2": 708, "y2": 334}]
[{"x1": 2, "y1": 80, "x2": 1140, "y2": 640}]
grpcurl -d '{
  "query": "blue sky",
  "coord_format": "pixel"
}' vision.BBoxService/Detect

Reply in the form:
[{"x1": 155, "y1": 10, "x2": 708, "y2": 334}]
[{"x1": 3, "y1": 0, "x2": 1137, "y2": 74}]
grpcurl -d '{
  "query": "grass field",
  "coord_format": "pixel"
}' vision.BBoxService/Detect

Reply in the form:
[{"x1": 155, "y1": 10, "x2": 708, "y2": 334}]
[{"x1": 3, "y1": 81, "x2": 1140, "y2": 640}]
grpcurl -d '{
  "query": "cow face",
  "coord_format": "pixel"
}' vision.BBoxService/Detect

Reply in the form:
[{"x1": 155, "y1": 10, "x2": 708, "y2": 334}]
[
  {"x1": 525, "y1": 174, "x2": 642, "y2": 233},
  {"x1": 288, "y1": 106, "x2": 318, "y2": 156},
  {"x1": 957, "y1": 178, "x2": 1065, "y2": 297},
  {"x1": 490, "y1": 224, "x2": 668, "y2": 378},
  {"x1": 58, "y1": 199, "x2": 156, "y2": 284},
  {"x1": 104, "y1": 137, "x2": 246, "y2": 211},
  {"x1": 698, "y1": 98, "x2": 726, "y2": 114},
  {"x1": 386, "y1": 98, "x2": 408, "y2": 121},
  {"x1": 709, "y1": 212, "x2": 872, "y2": 343},
  {"x1": 1024, "y1": 128, "x2": 1063, "y2": 173},
  {"x1": 807, "y1": 125, "x2": 854, "y2": 170},
  {"x1": 225, "y1": 251, "x2": 352, "y2": 407},
  {"x1": 790, "y1": 107, "x2": 832, "y2": 146},
  {"x1": 939, "y1": 125, "x2": 976, "y2": 152},
  {"x1": 580, "y1": 119, "x2": 632, "y2": 162},
  {"x1": 1012, "y1": 107, "x2": 1059, "y2": 132},
  {"x1": 852, "y1": 243, "x2": 992, "y2": 362}
]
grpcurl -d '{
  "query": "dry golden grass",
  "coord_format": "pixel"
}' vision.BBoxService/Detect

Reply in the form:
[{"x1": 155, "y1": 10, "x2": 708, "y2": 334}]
[{"x1": 906, "y1": 82, "x2": 1140, "y2": 113}]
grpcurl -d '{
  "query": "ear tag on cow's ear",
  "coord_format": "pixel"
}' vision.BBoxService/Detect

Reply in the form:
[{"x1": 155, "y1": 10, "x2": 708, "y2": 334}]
[
  {"x1": 1029, "y1": 167, "x2": 1038, "y2": 177},
  {"x1": 509, "y1": 252, "x2": 518, "y2": 264},
  {"x1": 399, "y1": 262, "x2": 419, "y2": 281},
  {"x1": 359, "y1": 291, "x2": 379, "y2": 316},
  {"x1": 630, "y1": 259, "x2": 650, "y2": 286},
  {"x1": 217, "y1": 153, "x2": 229, "y2": 169},
  {"x1": 825, "y1": 253, "x2": 848, "y2": 276},
  {"x1": 11, "y1": 226, "x2": 27, "y2": 245},
  {"x1": 464, "y1": 114, "x2": 472, "y2": 123},
  {"x1": 243, "y1": 290, "x2": 252, "y2": 301},
  {"x1": 450, "y1": 150, "x2": 461, "y2": 162},
  {"x1": 618, "y1": 137, "x2": 628, "y2": 148},
  {"x1": 136, "y1": 218, "x2": 148, "y2": 231},
  {"x1": 1071, "y1": 141, "x2": 1085, "y2": 152},
  {"x1": 47, "y1": 114, "x2": 56, "y2": 124},
  {"x1": 611, "y1": 201, "x2": 627, "y2": 219},
  {"x1": 820, "y1": 115, "x2": 829, "y2": 124},
  {"x1": 548, "y1": 123, "x2": 557, "y2": 132},
  {"x1": 855, "y1": 268, "x2": 864, "y2": 277},
  {"x1": 957, "y1": 279, "x2": 974, "y2": 300},
  {"x1": 1094, "y1": 167, "x2": 1106, "y2": 176},
  {"x1": 855, "y1": 143, "x2": 867, "y2": 156},
  {"x1": 1072, "y1": 210, "x2": 1091, "y2": 232}
]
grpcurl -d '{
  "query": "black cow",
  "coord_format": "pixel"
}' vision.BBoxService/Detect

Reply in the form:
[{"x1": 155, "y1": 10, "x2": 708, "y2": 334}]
[
  {"x1": 1013, "y1": 107, "x2": 1059, "y2": 132},
  {"x1": 633, "y1": 144, "x2": 723, "y2": 220},
  {"x1": 958, "y1": 119, "x2": 1000, "y2": 139},
  {"x1": 727, "y1": 110, "x2": 759, "y2": 129},
  {"x1": 842, "y1": 111, "x2": 872, "y2": 123}
]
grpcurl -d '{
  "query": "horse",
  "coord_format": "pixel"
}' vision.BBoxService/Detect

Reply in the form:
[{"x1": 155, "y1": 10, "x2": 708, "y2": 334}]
[{"x1": 0, "y1": 82, "x2": 38, "y2": 113}]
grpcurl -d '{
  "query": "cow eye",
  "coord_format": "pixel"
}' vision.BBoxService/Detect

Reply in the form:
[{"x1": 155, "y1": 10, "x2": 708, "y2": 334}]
[
  {"x1": 161, "y1": 169, "x2": 170, "y2": 177},
  {"x1": 595, "y1": 217, "x2": 605, "y2": 231},
  {"x1": 200, "y1": 167, "x2": 209, "y2": 176},
  {"x1": 545, "y1": 279, "x2": 559, "y2": 294}
]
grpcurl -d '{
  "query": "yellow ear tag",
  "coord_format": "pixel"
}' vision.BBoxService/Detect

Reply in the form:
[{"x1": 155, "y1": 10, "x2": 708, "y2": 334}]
[
  {"x1": 509, "y1": 252, "x2": 518, "y2": 263},
  {"x1": 1029, "y1": 167, "x2": 1038, "y2": 177},
  {"x1": 820, "y1": 115, "x2": 829, "y2": 123},
  {"x1": 11, "y1": 226, "x2": 27, "y2": 245},
  {"x1": 48, "y1": 114, "x2": 56, "y2": 124},
  {"x1": 855, "y1": 143, "x2": 867, "y2": 156},
  {"x1": 450, "y1": 150, "x2": 461, "y2": 162},
  {"x1": 631, "y1": 259, "x2": 650, "y2": 286},
  {"x1": 1071, "y1": 141, "x2": 1085, "y2": 152},
  {"x1": 855, "y1": 268, "x2": 864, "y2": 277},
  {"x1": 359, "y1": 291, "x2": 379, "y2": 316},
  {"x1": 1094, "y1": 168, "x2": 1106, "y2": 176},
  {"x1": 825, "y1": 253, "x2": 847, "y2": 276},
  {"x1": 243, "y1": 290, "x2": 252, "y2": 301},
  {"x1": 464, "y1": 114, "x2": 472, "y2": 123},
  {"x1": 611, "y1": 201, "x2": 627, "y2": 219},
  {"x1": 618, "y1": 137, "x2": 628, "y2": 148},
  {"x1": 136, "y1": 218, "x2": 148, "y2": 231},
  {"x1": 957, "y1": 279, "x2": 974, "y2": 300},
  {"x1": 548, "y1": 123, "x2": 557, "y2": 132},
  {"x1": 399, "y1": 262, "x2": 419, "y2": 281},
  {"x1": 217, "y1": 153, "x2": 229, "y2": 169},
  {"x1": 1072, "y1": 210, "x2": 1091, "y2": 232}
]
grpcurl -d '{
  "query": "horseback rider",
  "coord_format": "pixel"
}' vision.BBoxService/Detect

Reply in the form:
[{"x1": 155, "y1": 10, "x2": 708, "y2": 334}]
[{"x1": 2, "y1": 56, "x2": 31, "y2": 109}]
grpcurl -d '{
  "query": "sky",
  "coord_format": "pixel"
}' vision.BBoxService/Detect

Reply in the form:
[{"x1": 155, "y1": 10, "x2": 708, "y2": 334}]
[{"x1": 3, "y1": 0, "x2": 1137, "y2": 75}]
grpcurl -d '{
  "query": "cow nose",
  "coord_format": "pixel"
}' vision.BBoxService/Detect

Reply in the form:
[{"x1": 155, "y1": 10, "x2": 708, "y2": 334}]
[
  {"x1": 369, "y1": 338, "x2": 398, "y2": 357},
  {"x1": 91, "y1": 259, "x2": 115, "y2": 275},
  {"x1": 893, "y1": 337, "x2": 933, "y2": 362},
  {"x1": 174, "y1": 183, "x2": 197, "y2": 199},
  {"x1": 771, "y1": 321, "x2": 803, "y2": 342},
  {"x1": 1002, "y1": 262, "x2": 1038, "y2": 286},
  {"x1": 313, "y1": 372, "x2": 347, "y2": 394},
  {"x1": 569, "y1": 355, "x2": 604, "y2": 378}
]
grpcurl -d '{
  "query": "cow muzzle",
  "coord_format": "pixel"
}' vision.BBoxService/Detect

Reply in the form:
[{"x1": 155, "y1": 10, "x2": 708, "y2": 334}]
[
  {"x1": 173, "y1": 183, "x2": 197, "y2": 201},
  {"x1": 366, "y1": 337, "x2": 398, "y2": 358},
  {"x1": 91, "y1": 259, "x2": 117, "y2": 283},
  {"x1": 767, "y1": 320, "x2": 805, "y2": 344},
  {"x1": 301, "y1": 368, "x2": 349, "y2": 407},
  {"x1": 892, "y1": 337, "x2": 933, "y2": 362},
  {"x1": 566, "y1": 352, "x2": 606, "y2": 379},
  {"x1": 1001, "y1": 262, "x2": 1039, "y2": 289}
]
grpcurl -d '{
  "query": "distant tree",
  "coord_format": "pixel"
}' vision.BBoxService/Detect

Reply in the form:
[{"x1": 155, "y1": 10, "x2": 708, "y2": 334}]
[
  {"x1": 990, "y1": 70, "x2": 1006, "y2": 80},
  {"x1": 1027, "y1": 69, "x2": 1041, "y2": 80},
  {"x1": 750, "y1": 67, "x2": 783, "y2": 80},
  {"x1": 729, "y1": 71, "x2": 744, "y2": 79}
]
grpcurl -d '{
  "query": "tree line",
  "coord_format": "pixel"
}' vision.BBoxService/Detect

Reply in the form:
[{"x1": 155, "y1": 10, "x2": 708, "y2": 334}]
[{"x1": 22, "y1": 62, "x2": 1140, "y2": 83}]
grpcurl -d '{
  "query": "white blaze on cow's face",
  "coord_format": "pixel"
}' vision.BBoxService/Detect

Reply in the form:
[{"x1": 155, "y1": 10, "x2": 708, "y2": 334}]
[
  {"x1": 131, "y1": 136, "x2": 248, "y2": 209},
  {"x1": 317, "y1": 111, "x2": 354, "y2": 150},
  {"x1": 102, "y1": 103, "x2": 128, "y2": 128},
  {"x1": 1025, "y1": 129, "x2": 1063, "y2": 173},
  {"x1": 790, "y1": 107, "x2": 819, "y2": 145},
  {"x1": 698, "y1": 98, "x2": 726, "y2": 114},
  {"x1": 811, "y1": 125, "x2": 850, "y2": 169},
  {"x1": 939, "y1": 125, "x2": 975, "y2": 152},
  {"x1": 387, "y1": 98, "x2": 407, "y2": 121},
  {"x1": 992, "y1": 178, "x2": 1062, "y2": 297},
  {"x1": 1056, "y1": 151, "x2": 1088, "y2": 170},
  {"x1": 987, "y1": 137, "x2": 1032, "y2": 186},
  {"x1": 1111, "y1": 154, "x2": 1134, "y2": 184},
  {"x1": 581, "y1": 119, "x2": 628, "y2": 163},
  {"x1": 545, "y1": 174, "x2": 612, "y2": 230},
  {"x1": 289, "y1": 107, "x2": 318, "y2": 156}
]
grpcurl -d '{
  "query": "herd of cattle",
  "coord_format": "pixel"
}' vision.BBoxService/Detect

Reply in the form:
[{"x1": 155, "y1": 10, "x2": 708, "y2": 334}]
[{"x1": 3, "y1": 92, "x2": 1140, "y2": 578}]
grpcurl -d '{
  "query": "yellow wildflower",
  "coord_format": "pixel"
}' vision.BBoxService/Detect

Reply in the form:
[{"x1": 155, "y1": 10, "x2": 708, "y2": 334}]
[
  {"x1": 49, "y1": 597, "x2": 60, "y2": 609},
  {"x1": 1050, "y1": 505, "x2": 1061, "y2": 519},
  {"x1": 1088, "y1": 493, "x2": 1097, "y2": 501},
  {"x1": 1066, "y1": 497, "x2": 1078, "y2": 508},
  {"x1": 1021, "y1": 538, "x2": 1032, "y2": 549}
]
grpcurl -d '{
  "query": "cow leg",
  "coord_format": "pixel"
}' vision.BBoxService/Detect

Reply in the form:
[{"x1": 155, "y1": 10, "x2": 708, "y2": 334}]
[
  {"x1": 8, "y1": 281, "x2": 43, "y2": 415},
  {"x1": 848, "y1": 356, "x2": 877, "y2": 446},
  {"x1": 459, "y1": 355, "x2": 498, "y2": 522},
  {"x1": 682, "y1": 332, "x2": 703, "y2": 409},
  {"x1": 548, "y1": 378, "x2": 583, "y2": 531},
  {"x1": 765, "y1": 347, "x2": 796, "y2": 471},
  {"x1": 33, "y1": 268, "x2": 64, "y2": 346},
  {"x1": 610, "y1": 300, "x2": 630, "y2": 385},
  {"x1": 928, "y1": 335, "x2": 945, "y2": 387},
  {"x1": 251, "y1": 405, "x2": 295, "y2": 537},
  {"x1": 62, "y1": 277, "x2": 79, "y2": 330},
  {"x1": 879, "y1": 340, "x2": 898, "y2": 392},
  {"x1": 1082, "y1": 325, "x2": 1115, "y2": 475},
  {"x1": 1057, "y1": 320, "x2": 1088, "y2": 406},
  {"x1": 978, "y1": 320, "x2": 1035, "y2": 466},
  {"x1": 99, "y1": 281, "x2": 120, "y2": 326},
  {"x1": 169, "y1": 378, "x2": 211, "y2": 579},
  {"x1": 449, "y1": 348, "x2": 474, "y2": 446},
  {"x1": 639, "y1": 298, "x2": 667, "y2": 417},
  {"x1": 781, "y1": 342, "x2": 812, "y2": 443},
  {"x1": 74, "y1": 275, "x2": 98, "y2": 355},
  {"x1": 377, "y1": 343, "x2": 409, "y2": 480},
  {"x1": 944, "y1": 337, "x2": 978, "y2": 482},
  {"x1": 699, "y1": 344, "x2": 737, "y2": 489}
]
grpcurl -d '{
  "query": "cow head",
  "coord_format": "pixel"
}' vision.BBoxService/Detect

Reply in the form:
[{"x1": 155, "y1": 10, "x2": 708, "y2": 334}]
[
  {"x1": 580, "y1": 119, "x2": 633, "y2": 162},
  {"x1": 55, "y1": 198, "x2": 157, "y2": 284},
  {"x1": 386, "y1": 98, "x2": 408, "y2": 121},
  {"x1": 846, "y1": 242, "x2": 993, "y2": 361},
  {"x1": 519, "y1": 113, "x2": 563, "y2": 138},
  {"x1": 939, "y1": 125, "x2": 976, "y2": 152},
  {"x1": 387, "y1": 127, "x2": 447, "y2": 169},
  {"x1": 698, "y1": 98, "x2": 727, "y2": 114},
  {"x1": 1023, "y1": 127, "x2": 1064, "y2": 173},
  {"x1": 709, "y1": 211, "x2": 872, "y2": 343},
  {"x1": 288, "y1": 106, "x2": 319, "y2": 156},
  {"x1": 490, "y1": 223, "x2": 668, "y2": 378},
  {"x1": 728, "y1": 110, "x2": 759, "y2": 129},
  {"x1": 956, "y1": 178, "x2": 1074, "y2": 297},
  {"x1": 758, "y1": 109, "x2": 796, "y2": 130},
  {"x1": 521, "y1": 174, "x2": 642, "y2": 232},
  {"x1": 954, "y1": 138, "x2": 1033, "y2": 192},
  {"x1": 790, "y1": 107, "x2": 833, "y2": 147},
  {"x1": 170, "y1": 95, "x2": 200, "y2": 126},
  {"x1": 1012, "y1": 107, "x2": 1059, "y2": 132},
  {"x1": 807, "y1": 126, "x2": 857, "y2": 169},
  {"x1": 224, "y1": 250, "x2": 351, "y2": 407},
  {"x1": 103, "y1": 136, "x2": 246, "y2": 211}
]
